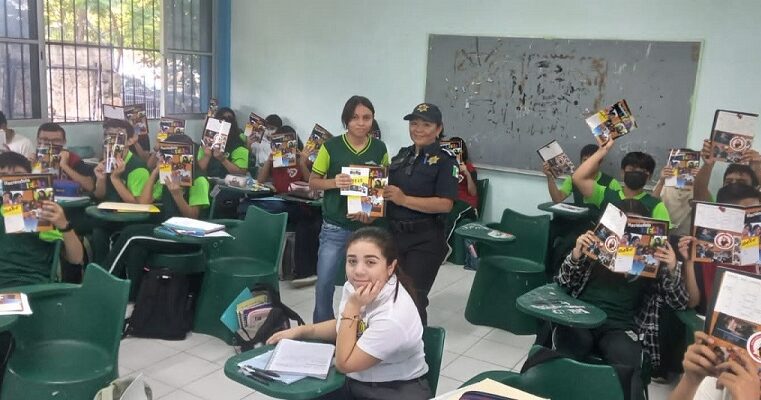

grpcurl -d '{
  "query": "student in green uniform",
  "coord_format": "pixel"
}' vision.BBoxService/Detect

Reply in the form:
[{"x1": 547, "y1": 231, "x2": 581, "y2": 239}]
[
  {"x1": 93, "y1": 119, "x2": 150, "y2": 203},
  {"x1": 103, "y1": 135, "x2": 209, "y2": 297},
  {"x1": 0, "y1": 152, "x2": 84, "y2": 287},
  {"x1": 198, "y1": 107, "x2": 249, "y2": 178},
  {"x1": 544, "y1": 144, "x2": 621, "y2": 205},
  {"x1": 572, "y1": 139, "x2": 671, "y2": 223},
  {"x1": 309, "y1": 95, "x2": 389, "y2": 323}
]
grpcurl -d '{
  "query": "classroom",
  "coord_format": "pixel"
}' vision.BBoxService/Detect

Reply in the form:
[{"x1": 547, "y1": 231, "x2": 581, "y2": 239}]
[{"x1": 1, "y1": 0, "x2": 760, "y2": 399}]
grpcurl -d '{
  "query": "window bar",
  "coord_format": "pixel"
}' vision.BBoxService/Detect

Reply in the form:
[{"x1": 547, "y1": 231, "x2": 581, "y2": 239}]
[
  {"x1": 58, "y1": 0, "x2": 67, "y2": 120},
  {"x1": 2, "y1": 0, "x2": 7, "y2": 37},
  {"x1": 3, "y1": 44, "x2": 9, "y2": 116},
  {"x1": 108, "y1": 0, "x2": 114, "y2": 107},
  {"x1": 171, "y1": 53, "x2": 177, "y2": 113},
  {"x1": 84, "y1": 0, "x2": 92, "y2": 120},
  {"x1": 21, "y1": 44, "x2": 28, "y2": 117},
  {"x1": 72, "y1": 0, "x2": 80, "y2": 121},
  {"x1": 46, "y1": 0, "x2": 54, "y2": 119},
  {"x1": 129, "y1": 0, "x2": 135, "y2": 106},
  {"x1": 190, "y1": 55, "x2": 196, "y2": 112}
]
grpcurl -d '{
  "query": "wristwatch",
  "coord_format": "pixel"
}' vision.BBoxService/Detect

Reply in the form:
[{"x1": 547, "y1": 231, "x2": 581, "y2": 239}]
[{"x1": 59, "y1": 222, "x2": 74, "y2": 232}]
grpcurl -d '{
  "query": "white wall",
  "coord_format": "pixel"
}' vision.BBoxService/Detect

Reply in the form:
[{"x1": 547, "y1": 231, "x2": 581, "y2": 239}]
[{"x1": 236, "y1": 0, "x2": 756, "y2": 220}]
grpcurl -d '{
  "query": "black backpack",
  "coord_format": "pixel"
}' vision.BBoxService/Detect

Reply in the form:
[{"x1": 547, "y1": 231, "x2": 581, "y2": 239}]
[
  {"x1": 236, "y1": 284, "x2": 305, "y2": 351},
  {"x1": 124, "y1": 268, "x2": 194, "y2": 340}
]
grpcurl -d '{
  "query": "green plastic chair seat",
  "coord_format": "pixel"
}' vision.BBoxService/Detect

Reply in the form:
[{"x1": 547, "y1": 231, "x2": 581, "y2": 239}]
[{"x1": 8, "y1": 340, "x2": 112, "y2": 382}]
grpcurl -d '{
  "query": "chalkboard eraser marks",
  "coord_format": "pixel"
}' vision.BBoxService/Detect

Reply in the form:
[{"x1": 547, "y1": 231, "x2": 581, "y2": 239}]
[{"x1": 585, "y1": 99, "x2": 638, "y2": 146}]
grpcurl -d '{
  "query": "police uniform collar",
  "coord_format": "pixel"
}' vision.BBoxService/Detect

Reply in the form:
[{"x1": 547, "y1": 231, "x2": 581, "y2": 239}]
[{"x1": 410, "y1": 141, "x2": 441, "y2": 156}]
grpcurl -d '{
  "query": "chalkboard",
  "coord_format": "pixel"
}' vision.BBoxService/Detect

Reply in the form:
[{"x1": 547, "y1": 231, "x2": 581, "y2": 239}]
[{"x1": 425, "y1": 35, "x2": 701, "y2": 177}]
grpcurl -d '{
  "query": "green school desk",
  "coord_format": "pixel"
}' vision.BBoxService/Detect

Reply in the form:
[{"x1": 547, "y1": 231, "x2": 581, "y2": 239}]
[
  {"x1": 56, "y1": 197, "x2": 92, "y2": 209},
  {"x1": 224, "y1": 346, "x2": 345, "y2": 400},
  {"x1": 209, "y1": 184, "x2": 273, "y2": 218},
  {"x1": 274, "y1": 194, "x2": 322, "y2": 207},
  {"x1": 454, "y1": 222, "x2": 516, "y2": 243},
  {"x1": 536, "y1": 202, "x2": 592, "y2": 219},
  {"x1": 84, "y1": 206, "x2": 154, "y2": 223},
  {"x1": 516, "y1": 283, "x2": 607, "y2": 328},
  {"x1": 85, "y1": 206, "x2": 155, "y2": 264},
  {"x1": 0, "y1": 315, "x2": 18, "y2": 332},
  {"x1": 537, "y1": 202, "x2": 598, "y2": 276},
  {"x1": 152, "y1": 226, "x2": 233, "y2": 245}
]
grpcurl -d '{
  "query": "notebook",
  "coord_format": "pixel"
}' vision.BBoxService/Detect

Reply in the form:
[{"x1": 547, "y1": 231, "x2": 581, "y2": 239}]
[
  {"x1": 97, "y1": 202, "x2": 160, "y2": 213},
  {"x1": 265, "y1": 339, "x2": 335, "y2": 379}
]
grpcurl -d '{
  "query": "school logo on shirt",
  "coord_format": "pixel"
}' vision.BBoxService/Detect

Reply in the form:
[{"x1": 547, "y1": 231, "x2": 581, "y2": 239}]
[{"x1": 357, "y1": 319, "x2": 367, "y2": 339}]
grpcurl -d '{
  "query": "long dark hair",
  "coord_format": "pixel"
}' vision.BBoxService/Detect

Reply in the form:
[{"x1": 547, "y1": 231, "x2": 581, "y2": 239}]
[
  {"x1": 214, "y1": 107, "x2": 245, "y2": 154},
  {"x1": 346, "y1": 227, "x2": 418, "y2": 307}
]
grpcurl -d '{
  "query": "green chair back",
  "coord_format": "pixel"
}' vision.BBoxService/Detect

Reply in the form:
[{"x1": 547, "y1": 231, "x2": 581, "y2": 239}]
[
  {"x1": 210, "y1": 205, "x2": 288, "y2": 268},
  {"x1": 2, "y1": 263, "x2": 130, "y2": 400},
  {"x1": 49, "y1": 240, "x2": 62, "y2": 281},
  {"x1": 423, "y1": 326, "x2": 445, "y2": 394},
  {"x1": 482, "y1": 208, "x2": 550, "y2": 263},
  {"x1": 475, "y1": 178, "x2": 489, "y2": 221}
]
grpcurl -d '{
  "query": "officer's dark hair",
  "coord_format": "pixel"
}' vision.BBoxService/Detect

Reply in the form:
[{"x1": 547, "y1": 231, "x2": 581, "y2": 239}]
[
  {"x1": 621, "y1": 151, "x2": 656, "y2": 175},
  {"x1": 450, "y1": 136, "x2": 470, "y2": 163},
  {"x1": 0, "y1": 151, "x2": 31, "y2": 173},
  {"x1": 717, "y1": 183, "x2": 761, "y2": 204},
  {"x1": 214, "y1": 107, "x2": 245, "y2": 154},
  {"x1": 341, "y1": 96, "x2": 375, "y2": 129},
  {"x1": 724, "y1": 163, "x2": 759, "y2": 187},
  {"x1": 37, "y1": 122, "x2": 66, "y2": 141},
  {"x1": 103, "y1": 118, "x2": 135, "y2": 138},
  {"x1": 265, "y1": 114, "x2": 283, "y2": 129},
  {"x1": 580, "y1": 144, "x2": 599, "y2": 161},
  {"x1": 0, "y1": 111, "x2": 6, "y2": 127},
  {"x1": 346, "y1": 227, "x2": 419, "y2": 306},
  {"x1": 275, "y1": 125, "x2": 303, "y2": 150},
  {"x1": 615, "y1": 198, "x2": 650, "y2": 217}
]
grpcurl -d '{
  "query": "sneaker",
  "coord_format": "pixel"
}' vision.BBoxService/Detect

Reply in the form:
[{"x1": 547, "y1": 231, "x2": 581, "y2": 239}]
[{"x1": 291, "y1": 275, "x2": 317, "y2": 288}]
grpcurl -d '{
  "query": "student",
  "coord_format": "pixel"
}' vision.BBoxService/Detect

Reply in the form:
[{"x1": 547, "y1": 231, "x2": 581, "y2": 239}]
[
  {"x1": 653, "y1": 163, "x2": 696, "y2": 236},
  {"x1": 668, "y1": 331, "x2": 759, "y2": 400},
  {"x1": 450, "y1": 136, "x2": 478, "y2": 211},
  {"x1": 244, "y1": 125, "x2": 320, "y2": 287},
  {"x1": 249, "y1": 114, "x2": 283, "y2": 169},
  {"x1": 694, "y1": 138, "x2": 760, "y2": 202},
  {"x1": 572, "y1": 139, "x2": 671, "y2": 223},
  {"x1": 93, "y1": 119, "x2": 150, "y2": 203},
  {"x1": 544, "y1": 143, "x2": 622, "y2": 205},
  {"x1": 385, "y1": 103, "x2": 458, "y2": 325},
  {"x1": 677, "y1": 183, "x2": 761, "y2": 314},
  {"x1": 0, "y1": 111, "x2": 35, "y2": 159},
  {"x1": 267, "y1": 227, "x2": 431, "y2": 400},
  {"x1": 198, "y1": 107, "x2": 249, "y2": 178},
  {"x1": 104, "y1": 135, "x2": 208, "y2": 297},
  {"x1": 0, "y1": 151, "x2": 84, "y2": 287},
  {"x1": 309, "y1": 95, "x2": 389, "y2": 323},
  {"x1": 555, "y1": 199, "x2": 688, "y2": 400},
  {"x1": 36, "y1": 122, "x2": 95, "y2": 193}
]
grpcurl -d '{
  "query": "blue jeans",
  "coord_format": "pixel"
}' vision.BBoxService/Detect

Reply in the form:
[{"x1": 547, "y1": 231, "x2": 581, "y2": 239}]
[{"x1": 313, "y1": 221, "x2": 352, "y2": 323}]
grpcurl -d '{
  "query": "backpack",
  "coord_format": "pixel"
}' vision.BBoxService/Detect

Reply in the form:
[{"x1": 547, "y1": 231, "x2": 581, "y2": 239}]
[
  {"x1": 235, "y1": 283, "x2": 305, "y2": 351},
  {"x1": 123, "y1": 268, "x2": 194, "y2": 340}
]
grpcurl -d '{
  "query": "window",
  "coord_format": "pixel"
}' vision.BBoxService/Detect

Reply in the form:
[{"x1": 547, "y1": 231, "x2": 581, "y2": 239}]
[{"x1": 0, "y1": 0, "x2": 214, "y2": 122}]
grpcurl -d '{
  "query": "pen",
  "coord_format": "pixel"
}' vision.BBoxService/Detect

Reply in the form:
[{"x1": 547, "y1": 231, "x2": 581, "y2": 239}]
[
  {"x1": 250, "y1": 366, "x2": 280, "y2": 378},
  {"x1": 240, "y1": 368, "x2": 272, "y2": 384},
  {"x1": 242, "y1": 366, "x2": 275, "y2": 382}
]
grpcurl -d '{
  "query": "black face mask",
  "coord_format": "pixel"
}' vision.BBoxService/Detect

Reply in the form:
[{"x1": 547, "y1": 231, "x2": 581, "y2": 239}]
[{"x1": 624, "y1": 171, "x2": 649, "y2": 190}]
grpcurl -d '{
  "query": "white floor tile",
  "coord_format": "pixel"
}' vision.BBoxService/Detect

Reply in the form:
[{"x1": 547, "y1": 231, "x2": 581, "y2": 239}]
[
  {"x1": 443, "y1": 329, "x2": 483, "y2": 354},
  {"x1": 185, "y1": 337, "x2": 236, "y2": 363},
  {"x1": 145, "y1": 353, "x2": 219, "y2": 387},
  {"x1": 440, "y1": 355, "x2": 503, "y2": 382},
  {"x1": 441, "y1": 350, "x2": 460, "y2": 370},
  {"x1": 159, "y1": 390, "x2": 205, "y2": 400},
  {"x1": 184, "y1": 369, "x2": 254, "y2": 400},
  {"x1": 138, "y1": 375, "x2": 177, "y2": 399},
  {"x1": 436, "y1": 376, "x2": 464, "y2": 396},
  {"x1": 242, "y1": 391, "x2": 279, "y2": 400},
  {"x1": 482, "y1": 329, "x2": 536, "y2": 349},
  {"x1": 119, "y1": 338, "x2": 181, "y2": 371},
  {"x1": 465, "y1": 339, "x2": 529, "y2": 370},
  {"x1": 158, "y1": 332, "x2": 215, "y2": 351}
]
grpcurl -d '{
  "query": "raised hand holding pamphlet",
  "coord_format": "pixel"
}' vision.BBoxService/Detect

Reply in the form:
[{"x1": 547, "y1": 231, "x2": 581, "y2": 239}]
[
  {"x1": 665, "y1": 148, "x2": 700, "y2": 189},
  {"x1": 244, "y1": 112, "x2": 267, "y2": 144},
  {"x1": 537, "y1": 140, "x2": 575, "y2": 178},
  {"x1": 692, "y1": 201, "x2": 761, "y2": 267},
  {"x1": 304, "y1": 124, "x2": 333, "y2": 163},
  {"x1": 202, "y1": 118, "x2": 231, "y2": 152},
  {"x1": 710, "y1": 110, "x2": 758, "y2": 164},
  {"x1": 585, "y1": 99, "x2": 637, "y2": 145}
]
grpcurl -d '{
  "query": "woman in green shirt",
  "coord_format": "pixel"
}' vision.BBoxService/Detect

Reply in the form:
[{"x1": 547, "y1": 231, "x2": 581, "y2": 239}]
[{"x1": 198, "y1": 107, "x2": 249, "y2": 178}]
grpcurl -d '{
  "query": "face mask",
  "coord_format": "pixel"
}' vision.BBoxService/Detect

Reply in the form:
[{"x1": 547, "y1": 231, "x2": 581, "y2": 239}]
[{"x1": 624, "y1": 171, "x2": 648, "y2": 190}]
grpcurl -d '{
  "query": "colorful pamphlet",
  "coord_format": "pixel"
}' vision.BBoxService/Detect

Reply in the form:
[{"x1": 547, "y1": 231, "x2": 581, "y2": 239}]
[
  {"x1": 103, "y1": 104, "x2": 150, "y2": 150},
  {"x1": 0, "y1": 174, "x2": 55, "y2": 233},
  {"x1": 271, "y1": 132, "x2": 299, "y2": 168},
  {"x1": 243, "y1": 112, "x2": 267, "y2": 143},
  {"x1": 665, "y1": 148, "x2": 700, "y2": 189},
  {"x1": 305, "y1": 124, "x2": 333, "y2": 163},
  {"x1": 157, "y1": 117, "x2": 186, "y2": 142},
  {"x1": 103, "y1": 127, "x2": 127, "y2": 174},
  {"x1": 340, "y1": 165, "x2": 388, "y2": 218},
  {"x1": 441, "y1": 138, "x2": 464, "y2": 164},
  {"x1": 705, "y1": 268, "x2": 761, "y2": 371},
  {"x1": 692, "y1": 201, "x2": 761, "y2": 266},
  {"x1": 202, "y1": 117, "x2": 231, "y2": 152},
  {"x1": 0, "y1": 293, "x2": 32, "y2": 315},
  {"x1": 158, "y1": 142, "x2": 193, "y2": 187},
  {"x1": 710, "y1": 110, "x2": 759, "y2": 164},
  {"x1": 585, "y1": 99, "x2": 637, "y2": 145},
  {"x1": 583, "y1": 203, "x2": 668, "y2": 278},
  {"x1": 33, "y1": 143, "x2": 63, "y2": 176},
  {"x1": 537, "y1": 140, "x2": 575, "y2": 178}
]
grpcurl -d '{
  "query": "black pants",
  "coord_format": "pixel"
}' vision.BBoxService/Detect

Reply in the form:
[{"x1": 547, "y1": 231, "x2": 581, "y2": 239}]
[
  {"x1": 391, "y1": 221, "x2": 448, "y2": 326},
  {"x1": 553, "y1": 325, "x2": 644, "y2": 400},
  {"x1": 320, "y1": 377, "x2": 431, "y2": 400}
]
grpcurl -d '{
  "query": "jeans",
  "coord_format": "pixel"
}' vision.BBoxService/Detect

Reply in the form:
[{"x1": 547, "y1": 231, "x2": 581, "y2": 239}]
[{"x1": 313, "y1": 221, "x2": 352, "y2": 323}]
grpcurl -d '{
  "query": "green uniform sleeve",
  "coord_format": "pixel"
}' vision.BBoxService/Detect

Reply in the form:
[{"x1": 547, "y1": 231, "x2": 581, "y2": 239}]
[
  {"x1": 312, "y1": 146, "x2": 330, "y2": 176},
  {"x1": 652, "y1": 201, "x2": 672, "y2": 226},
  {"x1": 127, "y1": 167, "x2": 150, "y2": 197},
  {"x1": 585, "y1": 182, "x2": 606, "y2": 207},
  {"x1": 230, "y1": 146, "x2": 249, "y2": 169},
  {"x1": 188, "y1": 177, "x2": 210, "y2": 207},
  {"x1": 196, "y1": 146, "x2": 205, "y2": 161},
  {"x1": 151, "y1": 181, "x2": 163, "y2": 201},
  {"x1": 608, "y1": 178, "x2": 622, "y2": 192},
  {"x1": 381, "y1": 152, "x2": 390, "y2": 167},
  {"x1": 559, "y1": 176, "x2": 573, "y2": 196},
  {"x1": 39, "y1": 230, "x2": 63, "y2": 242}
]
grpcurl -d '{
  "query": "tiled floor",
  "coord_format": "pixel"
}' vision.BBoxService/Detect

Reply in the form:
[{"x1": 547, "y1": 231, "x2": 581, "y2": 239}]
[{"x1": 119, "y1": 262, "x2": 677, "y2": 399}]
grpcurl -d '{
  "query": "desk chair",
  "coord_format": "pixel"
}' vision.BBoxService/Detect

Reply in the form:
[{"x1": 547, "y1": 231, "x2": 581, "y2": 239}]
[
  {"x1": 464, "y1": 208, "x2": 550, "y2": 334},
  {"x1": 448, "y1": 178, "x2": 489, "y2": 264},
  {"x1": 193, "y1": 205, "x2": 287, "y2": 344},
  {"x1": 422, "y1": 326, "x2": 446, "y2": 394},
  {"x1": 1, "y1": 264, "x2": 129, "y2": 400}
]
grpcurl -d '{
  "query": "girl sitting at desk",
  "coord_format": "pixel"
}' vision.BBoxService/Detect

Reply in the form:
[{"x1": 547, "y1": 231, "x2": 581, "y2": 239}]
[{"x1": 267, "y1": 226, "x2": 431, "y2": 400}]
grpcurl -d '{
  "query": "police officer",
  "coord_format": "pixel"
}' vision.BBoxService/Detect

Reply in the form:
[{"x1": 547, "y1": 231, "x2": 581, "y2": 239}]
[{"x1": 384, "y1": 103, "x2": 459, "y2": 325}]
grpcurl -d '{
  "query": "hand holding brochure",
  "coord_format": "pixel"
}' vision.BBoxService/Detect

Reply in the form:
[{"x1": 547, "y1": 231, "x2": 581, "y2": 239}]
[
  {"x1": 537, "y1": 140, "x2": 574, "y2": 178},
  {"x1": 710, "y1": 110, "x2": 758, "y2": 164},
  {"x1": 304, "y1": 124, "x2": 333, "y2": 163},
  {"x1": 202, "y1": 118, "x2": 231, "y2": 152},
  {"x1": 0, "y1": 174, "x2": 55, "y2": 233},
  {"x1": 265, "y1": 339, "x2": 335, "y2": 379},
  {"x1": 244, "y1": 112, "x2": 267, "y2": 143},
  {"x1": 158, "y1": 142, "x2": 193, "y2": 187},
  {"x1": 271, "y1": 132, "x2": 299, "y2": 168},
  {"x1": 691, "y1": 201, "x2": 761, "y2": 266},
  {"x1": 340, "y1": 165, "x2": 388, "y2": 217},
  {"x1": 157, "y1": 117, "x2": 186, "y2": 142},
  {"x1": 665, "y1": 148, "x2": 700, "y2": 189},
  {"x1": 585, "y1": 99, "x2": 637, "y2": 145}
]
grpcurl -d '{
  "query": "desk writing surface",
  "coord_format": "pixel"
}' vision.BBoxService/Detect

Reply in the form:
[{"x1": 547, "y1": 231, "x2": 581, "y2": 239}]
[
  {"x1": 454, "y1": 222, "x2": 516, "y2": 243},
  {"x1": 85, "y1": 206, "x2": 152, "y2": 223},
  {"x1": 224, "y1": 346, "x2": 345, "y2": 400},
  {"x1": 516, "y1": 283, "x2": 607, "y2": 328},
  {"x1": 536, "y1": 202, "x2": 592, "y2": 219},
  {"x1": 152, "y1": 226, "x2": 232, "y2": 244}
]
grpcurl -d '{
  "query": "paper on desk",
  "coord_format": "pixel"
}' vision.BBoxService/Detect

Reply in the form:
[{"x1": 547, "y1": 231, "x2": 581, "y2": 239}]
[
  {"x1": 97, "y1": 202, "x2": 160, "y2": 213},
  {"x1": 548, "y1": 203, "x2": 587, "y2": 214},
  {"x1": 238, "y1": 350, "x2": 307, "y2": 384},
  {"x1": 0, "y1": 292, "x2": 32, "y2": 315},
  {"x1": 432, "y1": 378, "x2": 547, "y2": 400},
  {"x1": 265, "y1": 339, "x2": 335, "y2": 379},
  {"x1": 56, "y1": 196, "x2": 91, "y2": 202}
]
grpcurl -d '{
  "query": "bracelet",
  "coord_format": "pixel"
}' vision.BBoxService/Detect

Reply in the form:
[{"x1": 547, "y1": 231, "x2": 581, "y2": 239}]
[
  {"x1": 59, "y1": 222, "x2": 73, "y2": 232},
  {"x1": 339, "y1": 314, "x2": 359, "y2": 323}
]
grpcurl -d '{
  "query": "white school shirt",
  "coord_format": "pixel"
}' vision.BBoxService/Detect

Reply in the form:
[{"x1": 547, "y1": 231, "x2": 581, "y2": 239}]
[
  {"x1": 5, "y1": 131, "x2": 35, "y2": 159},
  {"x1": 695, "y1": 377, "x2": 731, "y2": 400},
  {"x1": 251, "y1": 130, "x2": 274, "y2": 167},
  {"x1": 336, "y1": 277, "x2": 429, "y2": 382}
]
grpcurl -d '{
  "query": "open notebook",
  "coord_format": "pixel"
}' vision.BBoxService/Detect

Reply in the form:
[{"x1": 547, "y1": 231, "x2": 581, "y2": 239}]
[{"x1": 264, "y1": 339, "x2": 335, "y2": 380}]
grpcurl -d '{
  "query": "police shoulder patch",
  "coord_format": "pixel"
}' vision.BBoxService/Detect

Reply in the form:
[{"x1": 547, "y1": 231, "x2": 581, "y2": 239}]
[
  {"x1": 441, "y1": 148, "x2": 457, "y2": 158},
  {"x1": 452, "y1": 165, "x2": 459, "y2": 178}
]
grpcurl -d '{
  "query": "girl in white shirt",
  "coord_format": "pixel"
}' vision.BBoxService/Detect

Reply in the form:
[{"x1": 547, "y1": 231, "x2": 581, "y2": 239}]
[{"x1": 267, "y1": 226, "x2": 431, "y2": 400}]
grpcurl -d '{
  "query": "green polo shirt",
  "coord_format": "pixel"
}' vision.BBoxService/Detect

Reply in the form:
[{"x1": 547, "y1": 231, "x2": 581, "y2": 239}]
[
  {"x1": 105, "y1": 151, "x2": 150, "y2": 202},
  {"x1": 560, "y1": 172, "x2": 621, "y2": 199},
  {"x1": 587, "y1": 183, "x2": 671, "y2": 224},
  {"x1": 151, "y1": 176, "x2": 210, "y2": 220},
  {"x1": 312, "y1": 134, "x2": 389, "y2": 230},
  {"x1": 0, "y1": 214, "x2": 62, "y2": 288},
  {"x1": 197, "y1": 146, "x2": 249, "y2": 178}
]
